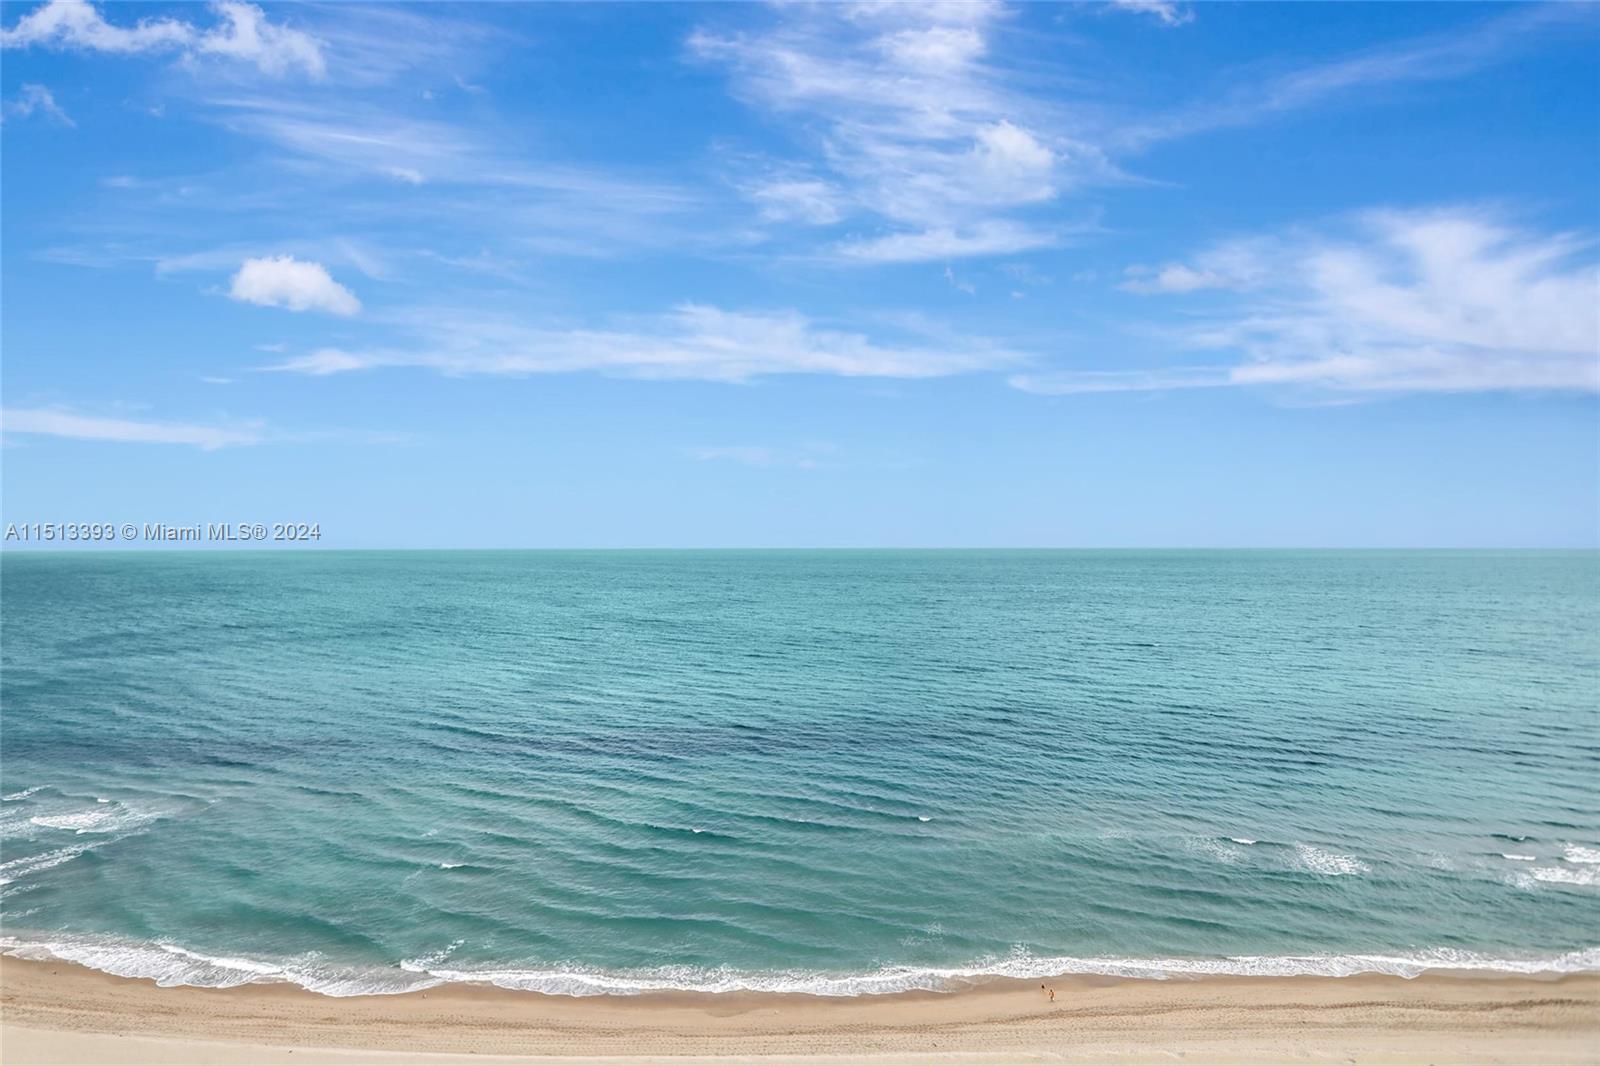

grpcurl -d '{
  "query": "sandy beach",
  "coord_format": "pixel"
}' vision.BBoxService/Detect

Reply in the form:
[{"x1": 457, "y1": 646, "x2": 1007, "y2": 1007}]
[{"x1": 1, "y1": 957, "x2": 1596, "y2": 1065}]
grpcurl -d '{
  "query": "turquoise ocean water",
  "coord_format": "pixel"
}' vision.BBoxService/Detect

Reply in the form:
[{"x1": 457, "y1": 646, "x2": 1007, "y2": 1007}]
[{"x1": 1, "y1": 550, "x2": 1596, "y2": 996}]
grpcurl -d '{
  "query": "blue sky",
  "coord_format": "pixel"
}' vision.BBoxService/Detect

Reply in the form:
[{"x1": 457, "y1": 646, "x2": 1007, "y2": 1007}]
[{"x1": 2, "y1": 0, "x2": 1596, "y2": 548}]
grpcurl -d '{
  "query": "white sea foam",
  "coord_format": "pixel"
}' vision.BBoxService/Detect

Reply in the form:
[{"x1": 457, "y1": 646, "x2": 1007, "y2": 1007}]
[
  {"x1": 2, "y1": 787, "x2": 45, "y2": 802},
  {"x1": 2, "y1": 799, "x2": 194, "y2": 883},
  {"x1": 0, "y1": 844, "x2": 95, "y2": 885},
  {"x1": 1184, "y1": 836, "x2": 1243, "y2": 864},
  {"x1": 1503, "y1": 854, "x2": 1536, "y2": 862},
  {"x1": 439, "y1": 862, "x2": 464, "y2": 869},
  {"x1": 400, "y1": 940, "x2": 464, "y2": 971},
  {"x1": 1294, "y1": 844, "x2": 1369, "y2": 877},
  {"x1": 0, "y1": 935, "x2": 443, "y2": 997},
  {"x1": 5, "y1": 935, "x2": 1595, "y2": 999},
  {"x1": 1506, "y1": 858, "x2": 1599, "y2": 890},
  {"x1": 1230, "y1": 838, "x2": 1257, "y2": 845},
  {"x1": 27, "y1": 801, "x2": 176, "y2": 836},
  {"x1": 1563, "y1": 845, "x2": 1600, "y2": 865},
  {"x1": 0, "y1": 807, "x2": 37, "y2": 838},
  {"x1": 419, "y1": 946, "x2": 1600, "y2": 997},
  {"x1": 917, "y1": 816, "x2": 932, "y2": 822},
  {"x1": 1524, "y1": 866, "x2": 1599, "y2": 888},
  {"x1": 30, "y1": 809, "x2": 120, "y2": 833}
]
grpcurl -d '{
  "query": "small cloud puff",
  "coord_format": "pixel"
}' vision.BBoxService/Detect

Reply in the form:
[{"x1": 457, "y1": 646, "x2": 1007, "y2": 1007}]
[
  {"x1": 1110, "y1": 1, "x2": 1195, "y2": 28},
  {"x1": 229, "y1": 256, "x2": 361, "y2": 316}
]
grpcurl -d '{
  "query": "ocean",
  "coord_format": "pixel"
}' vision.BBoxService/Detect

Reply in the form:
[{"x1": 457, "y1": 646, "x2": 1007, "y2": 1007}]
[{"x1": 1, "y1": 550, "x2": 1595, "y2": 996}]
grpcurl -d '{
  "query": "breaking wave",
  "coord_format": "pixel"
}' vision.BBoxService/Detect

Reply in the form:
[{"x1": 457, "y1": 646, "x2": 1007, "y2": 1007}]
[
  {"x1": 4, "y1": 934, "x2": 1595, "y2": 999},
  {"x1": 1293, "y1": 844, "x2": 1369, "y2": 877}
]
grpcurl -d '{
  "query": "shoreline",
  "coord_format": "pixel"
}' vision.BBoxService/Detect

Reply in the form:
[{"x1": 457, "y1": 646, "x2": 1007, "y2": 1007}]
[
  {"x1": 4, "y1": 957, "x2": 1598, "y2": 1064},
  {"x1": 5, "y1": 929, "x2": 1595, "y2": 996}
]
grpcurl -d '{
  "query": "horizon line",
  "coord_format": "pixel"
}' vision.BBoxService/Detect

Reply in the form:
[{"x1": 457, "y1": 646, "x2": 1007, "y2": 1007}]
[{"x1": 4, "y1": 545, "x2": 1597, "y2": 554}]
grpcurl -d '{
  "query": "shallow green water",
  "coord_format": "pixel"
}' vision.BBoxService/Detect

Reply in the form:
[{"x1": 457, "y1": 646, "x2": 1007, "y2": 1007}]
[{"x1": 2, "y1": 551, "x2": 1596, "y2": 994}]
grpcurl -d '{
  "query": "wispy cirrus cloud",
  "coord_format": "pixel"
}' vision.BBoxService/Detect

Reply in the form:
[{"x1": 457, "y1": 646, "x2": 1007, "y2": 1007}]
[
  {"x1": 0, "y1": 407, "x2": 265, "y2": 449},
  {"x1": 23, "y1": 1, "x2": 1580, "y2": 287},
  {"x1": 263, "y1": 304, "x2": 1024, "y2": 383},
  {"x1": 690, "y1": 2, "x2": 1118, "y2": 261},
  {"x1": 1024, "y1": 208, "x2": 1599, "y2": 396},
  {"x1": 0, "y1": 407, "x2": 407, "y2": 449},
  {"x1": 836, "y1": 219, "x2": 1070, "y2": 264},
  {"x1": 689, "y1": 443, "x2": 839, "y2": 469},
  {"x1": 38, "y1": 235, "x2": 394, "y2": 284},
  {"x1": 745, "y1": 175, "x2": 846, "y2": 226},
  {"x1": 1009, "y1": 367, "x2": 1231, "y2": 396},
  {"x1": 181, "y1": 94, "x2": 706, "y2": 257},
  {"x1": 3, "y1": 82, "x2": 74, "y2": 126},
  {"x1": 687, "y1": 2, "x2": 1578, "y2": 264},
  {"x1": 209, "y1": 94, "x2": 694, "y2": 206},
  {"x1": 1, "y1": 0, "x2": 325, "y2": 78},
  {"x1": 1109, "y1": 1, "x2": 1194, "y2": 29},
  {"x1": 1120, "y1": 238, "x2": 1274, "y2": 294},
  {"x1": 207, "y1": 97, "x2": 471, "y2": 185},
  {"x1": 1114, "y1": 3, "x2": 1596, "y2": 150},
  {"x1": 285, "y1": 3, "x2": 499, "y2": 90}
]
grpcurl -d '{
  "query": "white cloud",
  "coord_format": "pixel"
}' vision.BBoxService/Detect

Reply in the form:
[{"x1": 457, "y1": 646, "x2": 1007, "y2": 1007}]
[
  {"x1": 194, "y1": 2, "x2": 323, "y2": 78},
  {"x1": 263, "y1": 304, "x2": 1022, "y2": 383},
  {"x1": 968, "y1": 121, "x2": 1056, "y2": 205},
  {"x1": 214, "y1": 99, "x2": 470, "y2": 183},
  {"x1": 229, "y1": 256, "x2": 361, "y2": 316},
  {"x1": 193, "y1": 96, "x2": 704, "y2": 255},
  {"x1": 1, "y1": 0, "x2": 189, "y2": 53},
  {"x1": 1107, "y1": 209, "x2": 1600, "y2": 394},
  {"x1": 276, "y1": 349, "x2": 370, "y2": 375},
  {"x1": 287, "y1": 4, "x2": 494, "y2": 90},
  {"x1": 332, "y1": 240, "x2": 391, "y2": 280},
  {"x1": 0, "y1": 408, "x2": 264, "y2": 449},
  {"x1": 748, "y1": 178, "x2": 845, "y2": 225},
  {"x1": 1, "y1": 0, "x2": 325, "y2": 78},
  {"x1": 943, "y1": 265, "x2": 976, "y2": 295},
  {"x1": 1110, "y1": 1, "x2": 1194, "y2": 28},
  {"x1": 383, "y1": 166, "x2": 426, "y2": 186},
  {"x1": 836, "y1": 220, "x2": 1061, "y2": 263},
  {"x1": 3, "y1": 83, "x2": 74, "y2": 126},
  {"x1": 690, "y1": 0, "x2": 1584, "y2": 263},
  {"x1": 689, "y1": 444, "x2": 836, "y2": 469},
  {"x1": 1121, "y1": 263, "x2": 1220, "y2": 294},
  {"x1": 690, "y1": 3, "x2": 1112, "y2": 260},
  {"x1": 877, "y1": 23, "x2": 986, "y2": 69},
  {"x1": 1117, "y1": 4, "x2": 1590, "y2": 149},
  {"x1": 1010, "y1": 368, "x2": 1230, "y2": 395},
  {"x1": 1122, "y1": 239, "x2": 1273, "y2": 293}
]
